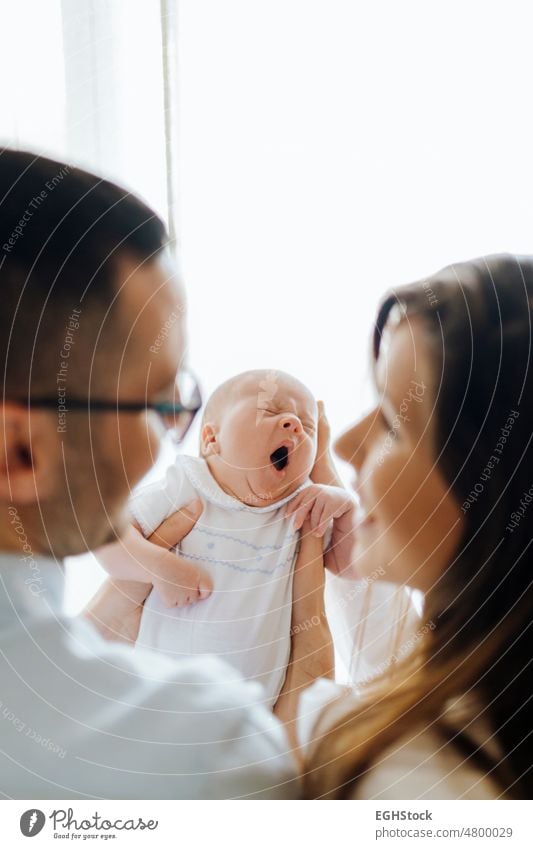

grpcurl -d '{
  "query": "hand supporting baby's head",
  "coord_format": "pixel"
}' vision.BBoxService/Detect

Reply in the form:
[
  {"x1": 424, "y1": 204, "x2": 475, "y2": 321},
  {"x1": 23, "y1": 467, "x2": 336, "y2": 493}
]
[{"x1": 199, "y1": 369, "x2": 318, "y2": 506}]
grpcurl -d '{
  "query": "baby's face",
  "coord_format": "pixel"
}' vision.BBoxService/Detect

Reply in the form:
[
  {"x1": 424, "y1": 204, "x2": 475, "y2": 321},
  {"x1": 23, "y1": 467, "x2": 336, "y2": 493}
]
[{"x1": 203, "y1": 373, "x2": 318, "y2": 506}]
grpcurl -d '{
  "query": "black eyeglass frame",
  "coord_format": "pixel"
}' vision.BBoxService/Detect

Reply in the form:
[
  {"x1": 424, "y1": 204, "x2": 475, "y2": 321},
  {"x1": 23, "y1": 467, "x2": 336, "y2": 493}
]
[{"x1": 13, "y1": 370, "x2": 203, "y2": 443}]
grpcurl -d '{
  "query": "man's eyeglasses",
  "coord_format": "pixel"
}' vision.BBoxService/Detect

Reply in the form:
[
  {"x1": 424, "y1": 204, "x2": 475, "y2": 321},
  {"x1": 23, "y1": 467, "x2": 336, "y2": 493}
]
[{"x1": 20, "y1": 369, "x2": 202, "y2": 444}]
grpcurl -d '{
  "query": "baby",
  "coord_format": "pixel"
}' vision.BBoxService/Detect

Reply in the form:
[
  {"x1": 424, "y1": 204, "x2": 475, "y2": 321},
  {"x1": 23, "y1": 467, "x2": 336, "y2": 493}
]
[{"x1": 109, "y1": 370, "x2": 356, "y2": 706}]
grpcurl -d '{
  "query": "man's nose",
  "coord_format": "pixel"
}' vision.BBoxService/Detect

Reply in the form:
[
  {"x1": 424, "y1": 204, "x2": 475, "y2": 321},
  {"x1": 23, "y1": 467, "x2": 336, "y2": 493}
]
[{"x1": 279, "y1": 414, "x2": 302, "y2": 435}]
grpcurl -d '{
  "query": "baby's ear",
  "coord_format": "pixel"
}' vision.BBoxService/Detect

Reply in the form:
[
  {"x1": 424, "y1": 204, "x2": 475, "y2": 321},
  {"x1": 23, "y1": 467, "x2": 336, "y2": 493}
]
[{"x1": 200, "y1": 423, "x2": 219, "y2": 457}]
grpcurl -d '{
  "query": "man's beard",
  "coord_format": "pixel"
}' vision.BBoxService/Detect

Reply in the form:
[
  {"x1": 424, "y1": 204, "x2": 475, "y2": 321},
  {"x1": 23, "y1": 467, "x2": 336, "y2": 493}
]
[{"x1": 34, "y1": 423, "x2": 131, "y2": 558}]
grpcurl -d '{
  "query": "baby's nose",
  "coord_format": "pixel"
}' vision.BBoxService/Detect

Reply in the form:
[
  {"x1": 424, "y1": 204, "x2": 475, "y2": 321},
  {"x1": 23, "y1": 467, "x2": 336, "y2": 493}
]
[{"x1": 279, "y1": 414, "x2": 302, "y2": 434}]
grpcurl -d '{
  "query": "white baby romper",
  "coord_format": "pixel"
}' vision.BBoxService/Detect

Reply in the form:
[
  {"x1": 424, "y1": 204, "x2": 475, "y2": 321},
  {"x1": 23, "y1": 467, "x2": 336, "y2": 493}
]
[{"x1": 131, "y1": 455, "x2": 309, "y2": 707}]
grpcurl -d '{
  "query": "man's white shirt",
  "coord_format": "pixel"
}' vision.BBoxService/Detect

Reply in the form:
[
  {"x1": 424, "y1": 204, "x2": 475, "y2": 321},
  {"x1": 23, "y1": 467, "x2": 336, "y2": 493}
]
[{"x1": 0, "y1": 552, "x2": 297, "y2": 799}]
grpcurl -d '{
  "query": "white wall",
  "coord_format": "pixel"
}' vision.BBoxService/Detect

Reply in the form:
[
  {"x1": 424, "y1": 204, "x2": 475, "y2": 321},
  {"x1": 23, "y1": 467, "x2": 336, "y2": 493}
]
[{"x1": 178, "y1": 0, "x2": 533, "y2": 459}]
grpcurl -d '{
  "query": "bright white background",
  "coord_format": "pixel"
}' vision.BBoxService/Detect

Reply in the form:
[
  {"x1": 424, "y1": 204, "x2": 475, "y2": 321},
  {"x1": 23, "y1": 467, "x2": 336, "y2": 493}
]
[
  {"x1": 179, "y1": 0, "x2": 533, "y2": 430},
  {"x1": 1, "y1": 1, "x2": 533, "y2": 635}
]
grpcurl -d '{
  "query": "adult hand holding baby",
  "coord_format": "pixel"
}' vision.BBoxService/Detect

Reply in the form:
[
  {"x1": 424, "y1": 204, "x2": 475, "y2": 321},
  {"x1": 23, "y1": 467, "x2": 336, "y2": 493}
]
[
  {"x1": 86, "y1": 500, "x2": 212, "y2": 643},
  {"x1": 311, "y1": 401, "x2": 343, "y2": 487},
  {"x1": 274, "y1": 518, "x2": 334, "y2": 748}
]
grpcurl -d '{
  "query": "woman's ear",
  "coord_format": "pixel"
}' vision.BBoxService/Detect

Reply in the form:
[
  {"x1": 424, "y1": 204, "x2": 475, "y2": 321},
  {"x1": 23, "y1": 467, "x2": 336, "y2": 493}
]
[
  {"x1": 200, "y1": 422, "x2": 219, "y2": 457},
  {"x1": 0, "y1": 404, "x2": 59, "y2": 504}
]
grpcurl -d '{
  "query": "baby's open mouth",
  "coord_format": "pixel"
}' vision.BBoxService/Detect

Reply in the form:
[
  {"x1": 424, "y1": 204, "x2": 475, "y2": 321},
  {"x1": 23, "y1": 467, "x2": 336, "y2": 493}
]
[{"x1": 270, "y1": 445, "x2": 289, "y2": 471}]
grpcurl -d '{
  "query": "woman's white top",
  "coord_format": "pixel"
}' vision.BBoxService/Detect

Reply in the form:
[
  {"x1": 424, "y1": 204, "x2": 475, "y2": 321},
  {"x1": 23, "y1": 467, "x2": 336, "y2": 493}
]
[
  {"x1": 0, "y1": 552, "x2": 297, "y2": 799},
  {"x1": 131, "y1": 455, "x2": 313, "y2": 708},
  {"x1": 299, "y1": 678, "x2": 505, "y2": 800}
]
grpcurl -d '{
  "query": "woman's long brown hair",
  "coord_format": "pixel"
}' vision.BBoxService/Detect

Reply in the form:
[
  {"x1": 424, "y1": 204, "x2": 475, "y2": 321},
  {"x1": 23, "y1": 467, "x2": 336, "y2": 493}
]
[{"x1": 304, "y1": 254, "x2": 533, "y2": 799}]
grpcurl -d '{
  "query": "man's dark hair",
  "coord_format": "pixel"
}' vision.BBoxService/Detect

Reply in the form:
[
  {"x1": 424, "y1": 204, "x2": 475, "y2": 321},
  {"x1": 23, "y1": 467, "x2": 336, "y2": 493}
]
[{"x1": 0, "y1": 149, "x2": 168, "y2": 397}]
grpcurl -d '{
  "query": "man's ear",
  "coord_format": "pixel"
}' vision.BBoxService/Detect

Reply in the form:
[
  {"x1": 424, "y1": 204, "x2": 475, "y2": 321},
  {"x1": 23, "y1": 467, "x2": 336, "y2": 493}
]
[
  {"x1": 200, "y1": 422, "x2": 219, "y2": 457},
  {"x1": 0, "y1": 404, "x2": 59, "y2": 503}
]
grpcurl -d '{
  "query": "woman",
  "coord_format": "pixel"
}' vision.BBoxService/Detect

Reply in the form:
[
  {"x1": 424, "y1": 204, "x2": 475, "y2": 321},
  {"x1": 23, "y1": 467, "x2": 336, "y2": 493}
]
[{"x1": 286, "y1": 253, "x2": 533, "y2": 799}]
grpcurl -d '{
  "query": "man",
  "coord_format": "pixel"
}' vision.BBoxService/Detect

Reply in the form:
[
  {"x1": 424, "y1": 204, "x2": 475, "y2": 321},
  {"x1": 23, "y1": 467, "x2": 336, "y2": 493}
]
[{"x1": 0, "y1": 149, "x2": 297, "y2": 798}]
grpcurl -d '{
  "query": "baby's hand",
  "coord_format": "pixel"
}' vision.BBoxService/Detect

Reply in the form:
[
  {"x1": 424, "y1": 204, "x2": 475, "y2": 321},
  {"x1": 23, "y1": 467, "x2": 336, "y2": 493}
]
[{"x1": 285, "y1": 483, "x2": 356, "y2": 538}]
